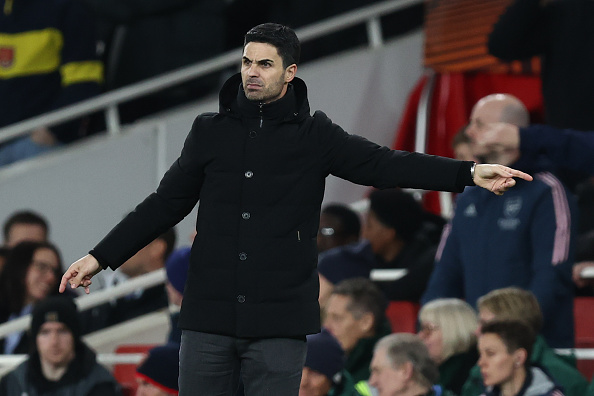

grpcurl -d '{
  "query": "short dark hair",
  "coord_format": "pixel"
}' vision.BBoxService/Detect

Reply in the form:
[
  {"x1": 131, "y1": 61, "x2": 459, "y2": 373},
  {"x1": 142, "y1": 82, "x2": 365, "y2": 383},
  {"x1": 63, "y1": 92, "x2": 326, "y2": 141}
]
[
  {"x1": 322, "y1": 204, "x2": 361, "y2": 239},
  {"x1": 480, "y1": 319, "x2": 535, "y2": 367},
  {"x1": 368, "y1": 189, "x2": 423, "y2": 242},
  {"x1": 3, "y1": 210, "x2": 49, "y2": 242},
  {"x1": 244, "y1": 23, "x2": 301, "y2": 68},
  {"x1": 332, "y1": 277, "x2": 387, "y2": 334}
]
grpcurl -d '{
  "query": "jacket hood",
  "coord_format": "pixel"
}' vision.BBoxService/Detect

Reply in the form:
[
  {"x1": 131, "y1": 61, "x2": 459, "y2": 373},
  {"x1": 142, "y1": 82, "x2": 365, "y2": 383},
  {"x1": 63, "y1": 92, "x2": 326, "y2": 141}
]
[{"x1": 218, "y1": 73, "x2": 311, "y2": 123}]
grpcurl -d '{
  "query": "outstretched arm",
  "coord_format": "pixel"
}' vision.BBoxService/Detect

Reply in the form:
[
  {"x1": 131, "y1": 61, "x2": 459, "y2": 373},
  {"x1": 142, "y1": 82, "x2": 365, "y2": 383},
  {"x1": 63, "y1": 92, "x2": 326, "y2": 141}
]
[
  {"x1": 59, "y1": 254, "x2": 102, "y2": 294},
  {"x1": 474, "y1": 164, "x2": 533, "y2": 195}
]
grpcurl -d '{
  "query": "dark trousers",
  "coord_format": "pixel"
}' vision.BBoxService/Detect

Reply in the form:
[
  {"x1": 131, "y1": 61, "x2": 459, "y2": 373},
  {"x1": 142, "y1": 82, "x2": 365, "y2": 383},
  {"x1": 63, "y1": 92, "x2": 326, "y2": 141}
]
[{"x1": 179, "y1": 330, "x2": 307, "y2": 396}]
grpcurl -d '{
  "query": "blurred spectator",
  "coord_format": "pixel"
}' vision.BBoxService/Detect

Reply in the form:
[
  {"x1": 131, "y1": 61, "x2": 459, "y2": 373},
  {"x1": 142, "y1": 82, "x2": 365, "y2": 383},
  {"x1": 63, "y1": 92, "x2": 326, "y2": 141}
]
[
  {"x1": 0, "y1": 246, "x2": 8, "y2": 274},
  {"x1": 83, "y1": 228, "x2": 176, "y2": 332},
  {"x1": 2, "y1": 209, "x2": 49, "y2": 248},
  {"x1": 477, "y1": 320, "x2": 564, "y2": 396},
  {"x1": 323, "y1": 278, "x2": 390, "y2": 385},
  {"x1": 0, "y1": 241, "x2": 62, "y2": 354},
  {"x1": 300, "y1": 329, "x2": 360, "y2": 396},
  {"x1": 461, "y1": 287, "x2": 587, "y2": 396},
  {"x1": 164, "y1": 246, "x2": 190, "y2": 344},
  {"x1": 82, "y1": 0, "x2": 226, "y2": 123},
  {"x1": 318, "y1": 189, "x2": 444, "y2": 308},
  {"x1": 422, "y1": 94, "x2": 577, "y2": 348},
  {"x1": 451, "y1": 125, "x2": 476, "y2": 162},
  {"x1": 0, "y1": 296, "x2": 120, "y2": 396},
  {"x1": 135, "y1": 343, "x2": 180, "y2": 396},
  {"x1": 418, "y1": 298, "x2": 478, "y2": 395},
  {"x1": 317, "y1": 204, "x2": 361, "y2": 254},
  {"x1": 0, "y1": 0, "x2": 103, "y2": 166},
  {"x1": 369, "y1": 333, "x2": 451, "y2": 396},
  {"x1": 488, "y1": 0, "x2": 594, "y2": 132}
]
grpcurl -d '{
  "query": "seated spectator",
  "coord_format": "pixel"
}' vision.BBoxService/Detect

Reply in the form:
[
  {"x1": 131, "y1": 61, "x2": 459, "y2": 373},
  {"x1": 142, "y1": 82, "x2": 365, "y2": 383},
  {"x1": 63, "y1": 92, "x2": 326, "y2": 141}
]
[
  {"x1": 461, "y1": 287, "x2": 587, "y2": 396},
  {"x1": 0, "y1": 0, "x2": 103, "y2": 167},
  {"x1": 477, "y1": 320, "x2": 565, "y2": 396},
  {"x1": 135, "y1": 343, "x2": 180, "y2": 396},
  {"x1": 0, "y1": 246, "x2": 8, "y2": 274},
  {"x1": 0, "y1": 241, "x2": 62, "y2": 354},
  {"x1": 84, "y1": 228, "x2": 176, "y2": 332},
  {"x1": 369, "y1": 333, "x2": 453, "y2": 396},
  {"x1": 300, "y1": 329, "x2": 359, "y2": 396},
  {"x1": 422, "y1": 93, "x2": 577, "y2": 349},
  {"x1": 318, "y1": 188, "x2": 444, "y2": 308},
  {"x1": 452, "y1": 125, "x2": 476, "y2": 162},
  {"x1": 164, "y1": 246, "x2": 190, "y2": 344},
  {"x1": 323, "y1": 278, "x2": 390, "y2": 385},
  {"x1": 418, "y1": 298, "x2": 478, "y2": 395},
  {"x1": 2, "y1": 209, "x2": 49, "y2": 248},
  {"x1": 317, "y1": 203, "x2": 361, "y2": 254},
  {"x1": 0, "y1": 296, "x2": 120, "y2": 396}
]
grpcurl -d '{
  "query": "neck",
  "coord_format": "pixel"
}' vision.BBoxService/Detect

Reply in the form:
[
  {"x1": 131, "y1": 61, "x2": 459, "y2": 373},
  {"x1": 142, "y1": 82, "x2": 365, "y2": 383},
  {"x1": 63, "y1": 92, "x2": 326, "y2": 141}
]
[
  {"x1": 381, "y1": 239, "x2": 404, "y2": 262},
  {"x1": 501, "y1": 367, "x2": 526, "y2": 396},
  {"x1": 405, "y1": 381, "x2": 430, "y2": 396},
  {"x1": 39, "y1": 356, "x2": 73, "y2": 381}
]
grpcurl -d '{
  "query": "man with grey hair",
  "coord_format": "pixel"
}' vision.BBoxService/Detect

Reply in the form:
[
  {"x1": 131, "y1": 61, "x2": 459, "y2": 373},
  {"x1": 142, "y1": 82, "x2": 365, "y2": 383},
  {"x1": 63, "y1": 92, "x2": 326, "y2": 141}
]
[
  {"x1": 422, "y1": 93, "x2": 577, "y2": 349},
  {"x1": 369, "y1": 333, "x2": 447, "y2": 396}
]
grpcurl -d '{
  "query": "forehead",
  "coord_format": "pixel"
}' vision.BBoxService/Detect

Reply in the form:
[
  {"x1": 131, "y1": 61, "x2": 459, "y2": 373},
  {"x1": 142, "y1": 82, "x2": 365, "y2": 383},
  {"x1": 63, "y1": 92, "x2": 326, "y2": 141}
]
[
  {"x1": 327, "y1": 294, "x2": 351, "y2": 313},
  {"x1": 243, "y1": 42, "x2": 281, "y2": 61},
  {"x1": 479, "y1": 333, "x2": 505, "y2": 350},
  {"x1": 33, "y1": 247, "x2": 59, "y2": 264},
  {"x1": 39, "y1": 321, "x2": 69, "y2": 332},
  {"x1": 470, "y1": 100, "x2": 505, "y2": 124}
]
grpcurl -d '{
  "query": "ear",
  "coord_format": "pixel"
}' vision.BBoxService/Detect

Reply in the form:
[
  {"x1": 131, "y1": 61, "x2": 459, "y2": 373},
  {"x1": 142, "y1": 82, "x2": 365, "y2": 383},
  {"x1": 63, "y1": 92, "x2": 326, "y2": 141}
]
[
  {"x1": 358, "y1": 312, "x2": 375, "y2": 335},
  {"x1": 284, "y1": 64, "x2": 297, "y2": 83},
  {"x1": 400, "y1": 361, "x2": 414, "y2": 381},
  {"x1": 513, "y1": 348, "x2": 528, "y2": 367},
  {"x1": 148, "y1": 238, "x2": 167, "y2": 263}
]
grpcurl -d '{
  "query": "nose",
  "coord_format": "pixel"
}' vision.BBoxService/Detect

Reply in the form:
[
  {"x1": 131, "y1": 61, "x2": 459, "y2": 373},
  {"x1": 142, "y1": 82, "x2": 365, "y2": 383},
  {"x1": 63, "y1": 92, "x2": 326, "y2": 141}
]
[{"x1": 477, "y1": 354, "x2": 485, "y2": 368}]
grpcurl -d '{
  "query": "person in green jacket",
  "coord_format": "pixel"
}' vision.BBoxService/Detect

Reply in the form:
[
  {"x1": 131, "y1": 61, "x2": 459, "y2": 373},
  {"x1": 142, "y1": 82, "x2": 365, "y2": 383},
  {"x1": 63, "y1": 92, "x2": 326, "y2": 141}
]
[
  {"x1": 324, "y1": 278, "x2": 391, "y2": 385},
  {"x1": 419, "y1": 298, "x2": 480, "y2": 395},
  {"x1": 460, "y1": 287, "x2": 588, "y2": 396}
]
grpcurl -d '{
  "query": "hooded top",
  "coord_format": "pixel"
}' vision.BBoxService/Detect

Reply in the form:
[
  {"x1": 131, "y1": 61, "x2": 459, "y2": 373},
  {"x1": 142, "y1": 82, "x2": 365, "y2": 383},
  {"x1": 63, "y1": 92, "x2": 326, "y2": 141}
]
[{"x1": 91, "y1": 73, "x2": 475, "y2": 338}]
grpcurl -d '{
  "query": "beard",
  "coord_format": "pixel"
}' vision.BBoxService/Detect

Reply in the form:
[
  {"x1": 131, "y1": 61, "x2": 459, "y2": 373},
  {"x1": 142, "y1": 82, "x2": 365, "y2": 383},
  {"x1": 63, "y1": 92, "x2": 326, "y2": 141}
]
[{"x1": 243, "y1": 74, "x2": 286, "y2": 103}]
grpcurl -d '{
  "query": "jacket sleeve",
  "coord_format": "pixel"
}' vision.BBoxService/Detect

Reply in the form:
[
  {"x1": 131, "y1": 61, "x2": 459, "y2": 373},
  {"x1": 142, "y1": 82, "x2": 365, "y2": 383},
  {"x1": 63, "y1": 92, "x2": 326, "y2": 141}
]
[
  {"x1": 315, "y1": 111, "x2": 474, "y2": 192},
  {"x1": 528, "y1": 174, "x2": 574, "y2": 328},
  {"x1": 420, "y1": 222, "x2": 466, "y2": 304},
  {"x1": 91, "y1": 117, "x2": 208, "y2": 270},
  {"x1": 487, "y1": 0, "x2": 547, "y2": 60},
  {"x1": 520, "y1": 125, "x2": 594, "y2": 175}
]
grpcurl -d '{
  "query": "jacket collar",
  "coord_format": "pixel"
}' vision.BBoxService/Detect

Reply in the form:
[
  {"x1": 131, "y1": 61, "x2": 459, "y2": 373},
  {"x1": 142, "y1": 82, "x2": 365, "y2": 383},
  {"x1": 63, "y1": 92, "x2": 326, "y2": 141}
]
[{"x1": 219, "y1": 73, "x2": 310, "y2": 123}]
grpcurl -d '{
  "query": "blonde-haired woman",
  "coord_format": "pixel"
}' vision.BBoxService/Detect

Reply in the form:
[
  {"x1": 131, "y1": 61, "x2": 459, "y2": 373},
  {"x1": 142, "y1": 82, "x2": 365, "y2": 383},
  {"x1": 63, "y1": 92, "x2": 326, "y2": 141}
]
[
  {"x1": 461, "y1": 287, "x2": 587, "y2": 396},
  {"x1": 418, "y1": 298, "x2": 478, "y2": 394}
]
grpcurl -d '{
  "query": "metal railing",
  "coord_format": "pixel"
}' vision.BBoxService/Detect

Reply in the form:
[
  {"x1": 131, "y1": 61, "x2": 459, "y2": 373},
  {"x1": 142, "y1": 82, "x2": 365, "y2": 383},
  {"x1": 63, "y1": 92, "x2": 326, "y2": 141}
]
[
  {"x1": 0, "y1": 0, "x2": 423, "y2": 144},
  {"x1": 0, "y1": 269, "x2": 166, "y2": 340}
]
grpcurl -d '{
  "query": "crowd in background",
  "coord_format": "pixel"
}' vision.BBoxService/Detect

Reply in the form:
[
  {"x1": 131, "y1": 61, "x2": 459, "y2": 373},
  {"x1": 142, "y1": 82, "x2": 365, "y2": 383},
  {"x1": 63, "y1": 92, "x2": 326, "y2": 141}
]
[{"x1": 2, "y1": 0, "x2": 594, "y2": 395}]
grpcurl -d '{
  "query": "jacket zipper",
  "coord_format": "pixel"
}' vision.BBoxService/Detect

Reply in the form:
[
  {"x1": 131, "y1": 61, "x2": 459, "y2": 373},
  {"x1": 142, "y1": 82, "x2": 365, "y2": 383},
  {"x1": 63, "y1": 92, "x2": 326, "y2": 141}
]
[{"x1": 258, "y1": 102, "x2": 263, "y2": 128}]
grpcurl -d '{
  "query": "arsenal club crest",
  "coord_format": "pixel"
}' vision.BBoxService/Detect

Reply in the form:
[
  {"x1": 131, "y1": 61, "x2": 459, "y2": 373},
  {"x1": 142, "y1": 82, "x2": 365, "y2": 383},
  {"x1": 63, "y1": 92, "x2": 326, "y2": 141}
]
[{"x1": 0, "y1": 46, "x2": 15, "y2": 68}]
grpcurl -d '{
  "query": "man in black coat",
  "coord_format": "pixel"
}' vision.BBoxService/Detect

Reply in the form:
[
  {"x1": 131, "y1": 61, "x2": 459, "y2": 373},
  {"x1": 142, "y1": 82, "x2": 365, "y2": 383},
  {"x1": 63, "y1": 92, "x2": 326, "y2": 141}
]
[{"x1": 60, "y1": 23, "x2": 532, "y2": 396}]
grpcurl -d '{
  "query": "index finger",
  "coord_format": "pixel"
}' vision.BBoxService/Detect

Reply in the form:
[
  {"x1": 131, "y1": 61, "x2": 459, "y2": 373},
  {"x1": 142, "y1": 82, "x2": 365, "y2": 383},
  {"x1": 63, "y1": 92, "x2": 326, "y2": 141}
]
[
  {"x1": 507, "y1": 168, "x2": 533, "y2": 182},
  {"x1": 59, "y1": 269, "x2": 78, "y2": 293}
]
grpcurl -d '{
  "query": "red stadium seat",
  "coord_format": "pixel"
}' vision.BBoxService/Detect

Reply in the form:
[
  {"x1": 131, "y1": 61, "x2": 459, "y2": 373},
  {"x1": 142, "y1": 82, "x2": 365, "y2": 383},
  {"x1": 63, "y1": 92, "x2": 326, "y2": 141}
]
[
  {"x1": 113, "y1": 344, "x2": 156, "y2": 396},
  {"x1": 385, "y1": 301, "x2": 420, "y2": 333},
  {"x1": 574, "y1": 297, "x2": 594, "y2": 380}
]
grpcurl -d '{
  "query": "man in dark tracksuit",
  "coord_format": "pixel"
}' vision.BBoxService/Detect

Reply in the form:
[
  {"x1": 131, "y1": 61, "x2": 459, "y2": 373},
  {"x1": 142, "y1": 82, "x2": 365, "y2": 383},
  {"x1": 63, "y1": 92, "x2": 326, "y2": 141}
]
[{"x1": 59, "y1": 24, "x2": 532, "y2": 396}]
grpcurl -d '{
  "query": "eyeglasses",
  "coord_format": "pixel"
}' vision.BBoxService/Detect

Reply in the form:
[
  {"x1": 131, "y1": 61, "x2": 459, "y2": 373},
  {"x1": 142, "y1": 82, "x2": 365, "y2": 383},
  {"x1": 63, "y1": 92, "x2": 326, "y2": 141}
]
[
  {"x1": 31, "y1": 261, "x2": 59, "y2": 275},
  {"x1": 419, "y1": 322, "x2": 440, "y2": 334}
]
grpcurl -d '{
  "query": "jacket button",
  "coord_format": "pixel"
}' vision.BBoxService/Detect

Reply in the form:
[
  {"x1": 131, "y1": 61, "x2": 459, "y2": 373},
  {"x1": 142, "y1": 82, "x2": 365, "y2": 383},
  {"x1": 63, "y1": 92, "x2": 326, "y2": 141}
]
[
  {"x1": 249, "y1": 130, "x2": 257, "y2": 138},
  {"x1": 239, "y1": 252, "x2": 248, "y2": 261},
  {"x1": 245, "y1": 171, "x2": 253, "y2": 178},
  {"x1": 237, "y1": 295, "x2": 246, "y2": 303},
  {"x1": 242, "y1": 212, "x2": 251, "y2": 220}
]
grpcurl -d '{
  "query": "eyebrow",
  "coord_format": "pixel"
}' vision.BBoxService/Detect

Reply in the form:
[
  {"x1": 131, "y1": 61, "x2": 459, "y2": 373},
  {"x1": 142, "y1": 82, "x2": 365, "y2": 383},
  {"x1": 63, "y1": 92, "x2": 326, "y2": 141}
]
[{"x1": 242, "y1": 56, "x2": 275, "y2": 65}]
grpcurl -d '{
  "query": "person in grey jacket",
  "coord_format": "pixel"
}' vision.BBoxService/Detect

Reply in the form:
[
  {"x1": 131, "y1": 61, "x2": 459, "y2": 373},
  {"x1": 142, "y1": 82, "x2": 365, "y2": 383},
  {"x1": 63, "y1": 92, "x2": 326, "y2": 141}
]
[
  {"x1": 59, "y1": 23, "x2": 532, "y2": 396},
  {"x1": 0, "y1": 296, "x2": 120, "y2": 396}
]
